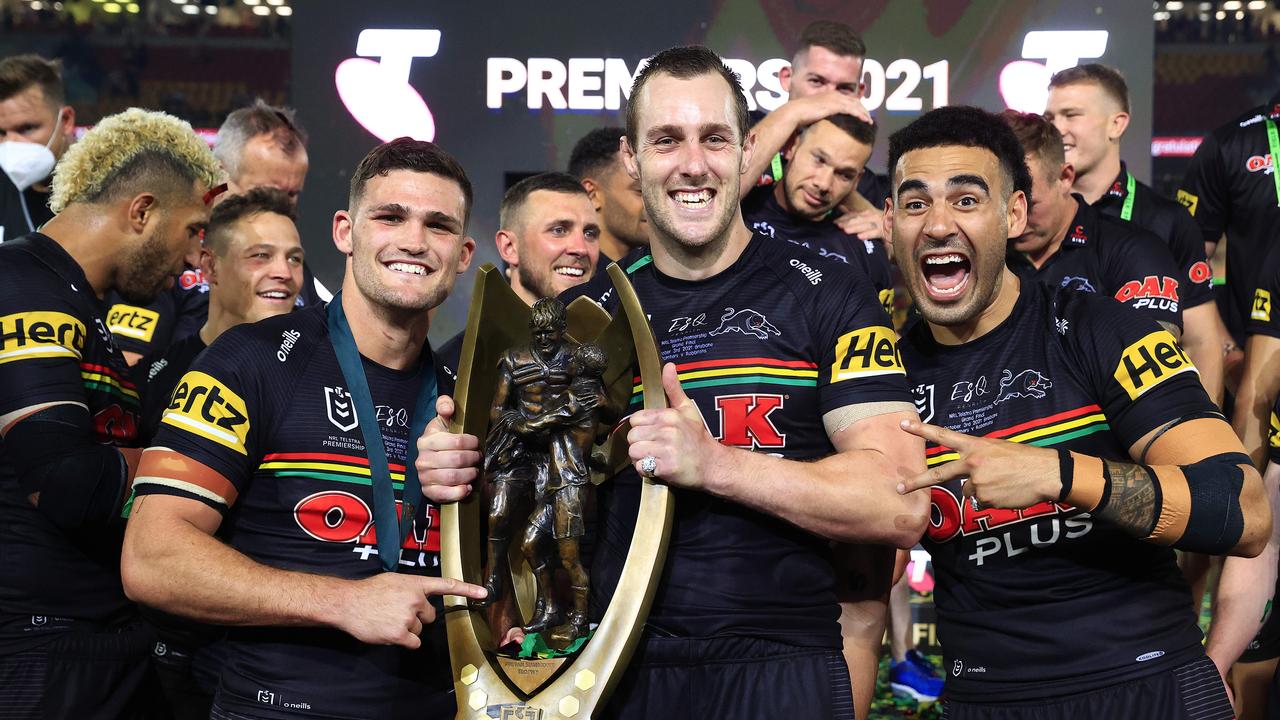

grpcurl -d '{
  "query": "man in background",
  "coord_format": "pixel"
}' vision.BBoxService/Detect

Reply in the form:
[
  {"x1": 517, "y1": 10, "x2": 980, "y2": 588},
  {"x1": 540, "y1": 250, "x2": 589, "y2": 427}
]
[
  {"x1": 0, "y1": 54, "x2": 76, "y2": 242},
  {"x1": 569, "y1": 126, "x2": 649, "y2": 263}
]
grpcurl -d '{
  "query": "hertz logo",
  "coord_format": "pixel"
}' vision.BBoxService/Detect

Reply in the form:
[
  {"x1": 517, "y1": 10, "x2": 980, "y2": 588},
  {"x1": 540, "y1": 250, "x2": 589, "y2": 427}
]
[
  {"x1": 832, "y1": 325, "x2": 904, "y2": 383},
  {"x1": 0, "y1": 311, "x2": 86, "y2": 365},
  {"x1": 1270, "y1": 412, "x2": 1280, "y2": 449},
  {"x1": 1253, "y1": 289, "x2": 1272, "y2": 322},
  {"x1": 1113, "y1": 331, "x2": 1197, "y2": 400},
  {"x1": 161, "y1": 371, "x2": 250, "y2": 454},
  {"x1": 107, "y1": 304, "x2": 160, "y2": 343},
  {"x1": 1176, "y1": 189, "x2": 1198, "y2": 217},
  {"x1": 878, "y1": 288, "x2": 895, "y2": 318}
]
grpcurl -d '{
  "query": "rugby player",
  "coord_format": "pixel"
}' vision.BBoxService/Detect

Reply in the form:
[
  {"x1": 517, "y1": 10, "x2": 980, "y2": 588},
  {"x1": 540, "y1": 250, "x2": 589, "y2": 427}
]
[
  {"x1": 1002, "y1": 110, "x2": 1185, "y2": 333},
  {"x1": 0, "y1": 108, "x2": 218, "y2": 717},
  {"x1": 1046, "y1": 64, "x2": 1225, "y2": 404},
  {"x1": 569, "y1": 126, "x2": 650, "y2": 263},
  {"x1": 0, "y1": 54, "x2": 74, "y2": 243},
  {"x1": 107, "y1": 100, "x2": 312, "y2": 365},
  {"x1": 419, "y1": 45, "x2": 928, "y2": 719},
  {"x1": 740, "y1": 113, "x2": 895, "y2": 315},
  {"x1": 120, "y1": 138, "x2": 487, "y2": 719},
  {"x1": 888, "y1": 105, "x2": 1268, "y2": 719}
]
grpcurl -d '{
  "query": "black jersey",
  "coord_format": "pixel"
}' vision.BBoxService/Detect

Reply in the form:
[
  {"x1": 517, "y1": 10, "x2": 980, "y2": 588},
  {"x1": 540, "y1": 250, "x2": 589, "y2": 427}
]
[
  {"x1": 138, "y1": 331, "x2": 207, "y2": 444},
  {"x1": 1008, "y1": 196, "x2": 1185, "y2": 330},
  {"x1": 560, "y1": 237, "x2": 911, "y2": 648},
  {"x1": 0, "y1": 233, "x2": 142, "y2": 651},
  {"x1": 106, "y1": 266, "x2": 209, "y2": 358},
  {"x1": 0, "y1": 178, "x2": 53, "y2": 246},
  {"x1": 901, "y1": 283, "x2": 1212, "y2": 702},
  {"x1": 1179, "y1": 93, "x2": 1280, "y2": 340},
  {"x1": 741, "y1": 183, "x2": 895, "y2": 315},
  {"x1": 136, "y1": 304, "x2": 453, "y2": 719},
  {"x1": 1092, "y1": 162, "x2": 1215, "y2": 310}
]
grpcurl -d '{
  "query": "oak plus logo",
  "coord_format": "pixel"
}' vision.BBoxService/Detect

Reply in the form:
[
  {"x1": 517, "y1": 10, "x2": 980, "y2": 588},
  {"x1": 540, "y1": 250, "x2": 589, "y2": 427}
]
[
  {"x1": 999, "y1": 31, "x2": 1109, "y2": 113},
  {"x1": 336, "y1": 29, "x2": 441, "y2": 142}
]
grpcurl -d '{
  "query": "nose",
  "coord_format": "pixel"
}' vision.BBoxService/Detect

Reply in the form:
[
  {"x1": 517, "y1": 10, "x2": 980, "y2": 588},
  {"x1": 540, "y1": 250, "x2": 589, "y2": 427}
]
[
  {"x1": 268, "y1": 253, "x2": 293, "y2": 282},
  {"x1": 563, "y1": 229, "x2": 588, "y2": 257},
  {"x1": 923, "y1": 200, "x2": 960, "y2": 241},
  {"x1": 813, "y1": 166, "x2": 835, "y2": 194},
  {"x1": 678, "y1": 140, "x2": 710, "y2": 180}
]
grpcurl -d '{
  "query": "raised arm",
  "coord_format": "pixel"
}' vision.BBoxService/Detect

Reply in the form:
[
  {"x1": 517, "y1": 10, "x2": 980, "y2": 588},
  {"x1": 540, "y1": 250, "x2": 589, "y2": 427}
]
[{"x1": 740, "y1": 91, "x2": 870, "y2": 197}]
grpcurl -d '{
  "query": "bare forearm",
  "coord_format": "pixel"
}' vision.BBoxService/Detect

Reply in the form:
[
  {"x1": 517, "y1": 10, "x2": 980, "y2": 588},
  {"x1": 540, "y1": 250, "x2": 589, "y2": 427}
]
[
  {"x1": 704, "y1": 444, "x2": 926, "y2": 546},
  {"x1": 1182, "y1": 305, "x2": 1224, "y2": 406},
  {"x1": 739, "y1": 105, "x2": 802, "y2": 196},
  {"x1": 1209, "y1": 465, "x2": 1280, "y2": 671},
  {"x1": 122, "y1": 499, "x2": 348, "y2": 627},
  {"x1": 1232, "y1": 335, "x2": 1280, "y2": 467}
]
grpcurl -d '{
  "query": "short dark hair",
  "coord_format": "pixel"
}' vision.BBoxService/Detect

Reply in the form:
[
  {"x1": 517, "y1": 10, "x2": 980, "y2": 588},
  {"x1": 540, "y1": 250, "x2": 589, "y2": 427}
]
[
  {"x1": 813, "y1": 113, "x2": 876, "y2": 147},
  {"x1": 624, "y1": 46, "x2": 749, "y2": 151},
  {"x1": 499, "y1": 171, "x2": 588, "y2": 230},
  {"x1": 349, "y1": 137, "x2": 473, "y2": 226},
  {"x1": 887, "y1": 106, "x2": 1032, "y2": 204},
  {"x1": 568, "y1": 126, "x2": 625, "y2": 180},
  {"x1": 795, "y1": 20, "x2": 867, "y2": 61},
  {"x1": 1048, "y1": 63, "x2": 1130, "y2": 114},
  {"x1": 204, "y1": 187, "x2": 296, "y2": 256},
  {"x1": 1000, "y1": 110, "x2": 1064, "y2": 180},
  {"x1": 530, "y1": 297, "x2": 567, "y2": 331},
  {"x1": 214, "y1": 99, "x2": 308, "y2": 180},
  {"x1": 0, "y1": 54, "x2": 64, "y2": 108}
]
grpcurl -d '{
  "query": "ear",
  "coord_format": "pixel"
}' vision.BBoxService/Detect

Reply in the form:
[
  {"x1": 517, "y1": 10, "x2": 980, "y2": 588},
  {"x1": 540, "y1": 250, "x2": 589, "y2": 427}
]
[
  {"x1": 1108, "y1": 111, "x2": 1130, "y2": 142},
  {"x1": 619, "y1": 136, "x2": 640, "y2": 180},
  {"x1": 332, "y1": 210, "x2": 354, "y2": 255},
  {"x1": 455, "y1": 235, "x2": 476, "y2": 274},
  {"x1": 581, "y1": 177, "x2": 603, "y2": 211},
  {"x1": 781, "y1": 132, "x2": 800, "y2": 163},
  {"x1": 778, "y1": 64, "x2": 792, "y2": 94},
  {"x1": 127, "y1": 193, "x2": 158, "y2": 235},
  {"x1": 56, "y1": 105, "x2": 75, "y2": 148},
  {"x1": 494, "y1": 229, "x2": 520, "y2": 266},
  {"x1": 1007, "y1": 190, "x2": 1029, "y2": 238},
  {"x1": 1060, "y1": 162, "x2": 1075, "y2": 188},
  {"x1": 740, "y1": 128, "x2": 757, "y2": 177},
  {"x1": 882, "y1": 197, "x2": 895, "y2": 241},
  {"x1": 199, "y1": 247, "x2": 217, "y2": 286}
]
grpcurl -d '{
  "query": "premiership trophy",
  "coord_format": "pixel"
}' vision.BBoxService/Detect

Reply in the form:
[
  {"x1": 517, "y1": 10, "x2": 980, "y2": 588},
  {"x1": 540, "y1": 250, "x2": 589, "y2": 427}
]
[{"x1": 440, "y1": 263, "x2": 674, "y2": 719}]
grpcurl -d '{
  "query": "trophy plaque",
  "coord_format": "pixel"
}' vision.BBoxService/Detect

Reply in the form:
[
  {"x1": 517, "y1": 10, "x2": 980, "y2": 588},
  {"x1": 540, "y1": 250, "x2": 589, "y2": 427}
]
[{"x1": 440, "y1": 263, "x2": 674, "y2": 719}]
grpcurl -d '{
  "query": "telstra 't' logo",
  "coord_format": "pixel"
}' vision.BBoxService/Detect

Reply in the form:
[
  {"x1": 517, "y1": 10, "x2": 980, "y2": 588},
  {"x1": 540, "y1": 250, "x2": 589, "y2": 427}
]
[
  {"x1": 335, "y1": 29, "x2": 441, "y2": 142},
  {"x1": 999, "y1": 31, "x2": 1109, "y2": 114}
]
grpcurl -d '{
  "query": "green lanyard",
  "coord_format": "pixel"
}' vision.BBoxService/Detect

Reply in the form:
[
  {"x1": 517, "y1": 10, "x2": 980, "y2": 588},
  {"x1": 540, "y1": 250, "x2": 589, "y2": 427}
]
[
  {"x1": 1120, "y1": 170, "x2": 1136, "y2": 221},
  {"x1": 1266, "y1": 119, "x2": 1280, "y2": 208}
]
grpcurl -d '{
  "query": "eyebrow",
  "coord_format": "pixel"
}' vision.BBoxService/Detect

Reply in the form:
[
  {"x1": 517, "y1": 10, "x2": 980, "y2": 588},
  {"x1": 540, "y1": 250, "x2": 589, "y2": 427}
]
[
  {"x1": 367, "y1": 203, "x2": 462, "y2": 228},
  {"x1": 895, "y1": 174, "x2": 991, "y2": 197}
]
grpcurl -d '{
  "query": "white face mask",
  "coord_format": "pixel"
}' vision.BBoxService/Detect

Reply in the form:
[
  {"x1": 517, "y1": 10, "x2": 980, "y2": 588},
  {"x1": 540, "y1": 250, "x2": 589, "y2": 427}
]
[{"x1": 0, "y1": 111, "x2": 62, "y2": 192}]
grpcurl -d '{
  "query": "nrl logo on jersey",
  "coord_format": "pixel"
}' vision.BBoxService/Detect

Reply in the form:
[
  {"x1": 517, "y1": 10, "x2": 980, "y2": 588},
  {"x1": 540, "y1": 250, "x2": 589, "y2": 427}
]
[
  {"x1": 325, "y1": 386, "x2": 359, "y2": 431},
  {"x1": 912, "y1": 384, "x2": 935, "y2": 423}
]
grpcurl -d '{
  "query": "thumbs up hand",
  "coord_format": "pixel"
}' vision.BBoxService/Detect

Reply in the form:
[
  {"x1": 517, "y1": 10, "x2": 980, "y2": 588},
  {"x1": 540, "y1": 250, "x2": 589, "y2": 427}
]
[{"x1": 626, "y1": 362, "x2": 725, "y2": 492}]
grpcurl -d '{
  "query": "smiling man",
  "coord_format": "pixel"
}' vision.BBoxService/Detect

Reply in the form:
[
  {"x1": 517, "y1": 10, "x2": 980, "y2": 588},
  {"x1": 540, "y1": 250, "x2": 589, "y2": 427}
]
[
  {"x1": 888, "y1": 106, "x2": 1266, "y2": 720},
  {"x1": 418, "y1": 45, "x2": 927, "y2": 719},
  {"x1": 121, "y1": 138, "x2": 487, "y2": 719}
]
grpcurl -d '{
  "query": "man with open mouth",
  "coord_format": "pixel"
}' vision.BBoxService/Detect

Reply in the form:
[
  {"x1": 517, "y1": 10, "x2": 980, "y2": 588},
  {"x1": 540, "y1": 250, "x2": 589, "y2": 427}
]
[
  {"x1": 889, "y1": 105, "x2": 1268, "y2": 720},
  {"x1": 419, "y1": 45, "x2": 928, "y2": 719}
]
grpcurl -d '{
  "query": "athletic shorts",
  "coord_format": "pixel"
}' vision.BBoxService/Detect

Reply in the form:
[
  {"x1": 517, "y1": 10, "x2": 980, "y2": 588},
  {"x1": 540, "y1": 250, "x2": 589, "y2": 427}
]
[
  {"x1": 152, "y1": 638, "x2": 216, "y2": 720},
  {"x1": 0, "y1": 619, "x2": 161, "y2": 719},
  {"x1": 942, "y1": 655, "x2": 1232, "y2": 720},
  {"x1": 1241, "y1": 570, "x2": 1280, "y2": 663},
  {"x1": 598, "y1": 635, "x2": 854, "y2": 720}
]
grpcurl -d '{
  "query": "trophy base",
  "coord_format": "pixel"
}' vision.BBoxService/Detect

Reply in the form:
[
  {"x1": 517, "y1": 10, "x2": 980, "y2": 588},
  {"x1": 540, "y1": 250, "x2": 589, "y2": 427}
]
[{"x1": 494, "y1": 655, "x2": 569, "y2": 696}]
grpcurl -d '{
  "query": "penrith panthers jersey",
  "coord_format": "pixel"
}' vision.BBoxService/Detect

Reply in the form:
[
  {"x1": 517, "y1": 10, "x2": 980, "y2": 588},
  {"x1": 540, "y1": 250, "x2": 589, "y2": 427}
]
[
  {"x1": 560, "y1": 236, "x2": 911, "y2": 649},
  {"x1": 900, "y1": 283, "x2": 1215, "y2": 702},
  {"x1": 137, "y1": 304, "x2": 453, "y2": 720}
]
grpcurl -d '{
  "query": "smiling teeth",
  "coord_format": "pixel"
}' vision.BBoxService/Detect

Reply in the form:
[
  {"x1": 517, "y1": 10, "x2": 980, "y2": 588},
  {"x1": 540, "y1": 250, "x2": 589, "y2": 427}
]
[
  {"x1": 387, "y1": 262, "x2": 425, "y2": 275},
  {"x1": 260, "y1": 291, "x2": 288, "y2": 299},
  {"x1": 555, "y1": 267, "x2": 584, "y2": 277},
  {"x1": 674, "y1": 189, "x2": 712, "y2": 207},
  {"x1": 925, "y1": 254, "x2": 965, "y2": 264}
]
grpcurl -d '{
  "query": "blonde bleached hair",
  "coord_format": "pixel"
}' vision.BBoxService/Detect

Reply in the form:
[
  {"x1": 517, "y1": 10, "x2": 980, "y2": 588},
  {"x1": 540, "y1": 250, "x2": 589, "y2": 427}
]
[{"x1": 50, "y1": 107, "x2": 223, "y2": 213}]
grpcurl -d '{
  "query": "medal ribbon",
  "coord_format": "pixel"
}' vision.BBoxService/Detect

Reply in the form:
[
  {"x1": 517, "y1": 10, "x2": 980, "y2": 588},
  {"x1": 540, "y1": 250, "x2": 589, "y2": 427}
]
[
  {"x1": 1120, "y1": 170, "x2": 1136, "y2": 221},
  {"x1": 1266, "y1": 119, "x2": 1280, "y2": 208},
  {"x1": 327, "y1": 291, "x2": 437, "y2": 572}
]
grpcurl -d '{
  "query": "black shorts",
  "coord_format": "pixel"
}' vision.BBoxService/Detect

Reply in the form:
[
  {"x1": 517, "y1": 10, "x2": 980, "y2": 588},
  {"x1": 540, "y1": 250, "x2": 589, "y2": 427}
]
[
  {"x1": 599, "y1": 635, "x2": 853, "y2": 720},
  {"x1": 1241, "y1": 569, "x2": 1280, "y2": 663},
  {"x1": 942, "y1": 655, "x2": 1232, "y2": 720},
  {"x1": 0, "y1": 620, "x2": 161, "y2": 719}
]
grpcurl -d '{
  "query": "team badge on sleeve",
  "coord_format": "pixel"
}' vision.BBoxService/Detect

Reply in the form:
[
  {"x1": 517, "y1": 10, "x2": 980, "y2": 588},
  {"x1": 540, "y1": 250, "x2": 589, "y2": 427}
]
[
  {"x1": 107, "y1": 303, "x2": 160, "y2": 343},
  {"x1": 832, "y1": 325, "x2": 905, "y2": 382},
  {"x1": 1253, "y1": 289, "x2": 1272, "y2": 322},
  {"x1": 161, "y1": 370, "x2": 250, "y2": 454},
  {"x1": 1113, "y1": 330, "x2": 1197, "y2": 400},
  {"x1": 0, "y1": 311, "x2": 86, "y2": 364}
]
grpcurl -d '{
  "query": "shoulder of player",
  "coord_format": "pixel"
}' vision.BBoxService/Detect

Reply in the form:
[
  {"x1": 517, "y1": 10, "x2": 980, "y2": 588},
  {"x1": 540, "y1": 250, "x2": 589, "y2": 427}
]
[
  {"x1": 202, "y1": 304, "x2": 325, "y2": 370},
  {"x1": 1048, "y1": 283, "x2": 1158, "y2": 347},
  {"x1": 752, "y1": 234, "x2": 865, "y2": 298},
  {"x1": 1093, "y1": 210, "x2": 1169, "y2": 256},
  {"x1": 0, "y1": 238, "x2": 68, "y2": 297}
]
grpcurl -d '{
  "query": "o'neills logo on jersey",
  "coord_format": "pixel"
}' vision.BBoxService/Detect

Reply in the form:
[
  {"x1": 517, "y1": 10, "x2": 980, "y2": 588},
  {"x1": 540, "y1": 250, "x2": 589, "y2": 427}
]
[
  {"x1": 1113, "y1": 276, "x2": 1179, "y2": 313},
  {"x1": 1253, "y1": 289, "x2": 1272, "y2": 322},
  {"x1": 107, "y1": 303, "x2": 160, "y2": 343},
  {"x1": 1113, "y1": 331, "x2": 1197, "y2": 401},
  {"x1": 831, "y1": 325, "x2": 903, "y2": 383},
  {"x1": 0, "y1": 311, "x2": 85, "y2": 364},
  {"x1": 715, "y1": 394, "x2": 785, "y2": 449},
  {"x1": 162, "y1": 371, "x2": 250, "y2": 454},
  {"x1": 927, "y1": 486, "x2": 1092, "y2": 566},
  {"x1": 789, "y1": 257, "x2": 823, "y2": 285}
]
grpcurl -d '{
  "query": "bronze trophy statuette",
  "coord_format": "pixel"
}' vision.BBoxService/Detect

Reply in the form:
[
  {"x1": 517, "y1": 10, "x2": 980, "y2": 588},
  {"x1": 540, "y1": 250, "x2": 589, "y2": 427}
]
[{"x1": 440, "y1": 264, "x2": 673, "y2": 719}]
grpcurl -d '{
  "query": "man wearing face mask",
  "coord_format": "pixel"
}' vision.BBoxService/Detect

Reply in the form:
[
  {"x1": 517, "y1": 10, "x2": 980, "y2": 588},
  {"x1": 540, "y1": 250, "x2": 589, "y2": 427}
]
[{"x1": 0, "y1": 54, "x2": 74, "y2": 244}]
